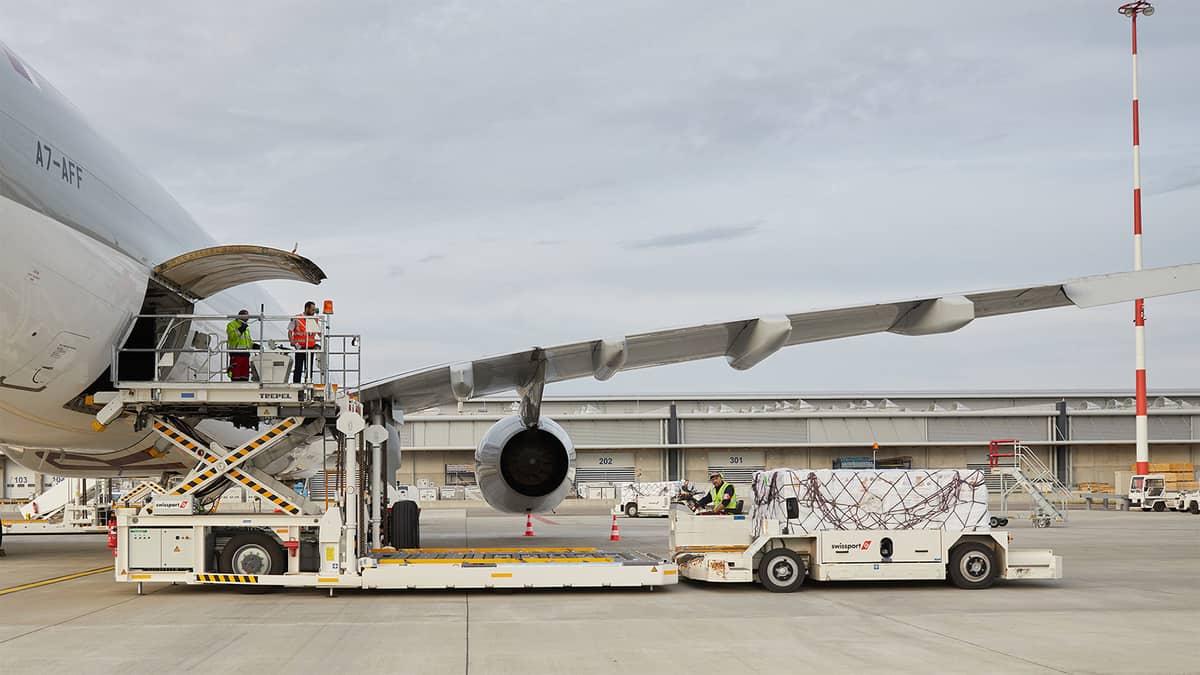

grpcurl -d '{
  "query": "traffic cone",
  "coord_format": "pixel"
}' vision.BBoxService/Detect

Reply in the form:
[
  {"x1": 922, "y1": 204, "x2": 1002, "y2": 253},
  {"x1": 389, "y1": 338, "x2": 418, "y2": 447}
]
[
  {"x1": 523, "y1": 513, "x2": 535, "y2": 537},
  {"x1": 609, "y1": 514, "x2": 621, "y2": 542}
]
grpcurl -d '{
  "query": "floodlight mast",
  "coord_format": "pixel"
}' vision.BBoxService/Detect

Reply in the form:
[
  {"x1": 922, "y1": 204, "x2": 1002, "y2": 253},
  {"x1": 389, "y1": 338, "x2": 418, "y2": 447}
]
[{"x1": 1117, "y1": 1, "x2": 1153, "y2": 475}]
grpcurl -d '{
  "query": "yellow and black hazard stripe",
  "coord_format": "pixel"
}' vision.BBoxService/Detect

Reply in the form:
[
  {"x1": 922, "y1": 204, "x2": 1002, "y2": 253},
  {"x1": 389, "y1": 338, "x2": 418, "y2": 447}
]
[
  {"x1": 153, "y1": 421, "x2": 218, "y2": 463},
  {"x1": 171, "y1": 467, "x2": 221, "y2": 495},
  {"x1": 196, "y1": 574, "x2": 259, "y2": 584},
  {"x1": 228, "y1": 469, "x2": 301, "y2": 514},
  {"x1": 226, "y1": 418, "x2": 297, "y2": 464}
]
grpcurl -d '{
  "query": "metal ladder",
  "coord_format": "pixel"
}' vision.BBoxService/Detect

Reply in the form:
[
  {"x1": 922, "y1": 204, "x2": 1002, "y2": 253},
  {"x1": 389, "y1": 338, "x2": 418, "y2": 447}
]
[{"x1": 989, "y1": 439, "x2": 1073, "y2": 527}]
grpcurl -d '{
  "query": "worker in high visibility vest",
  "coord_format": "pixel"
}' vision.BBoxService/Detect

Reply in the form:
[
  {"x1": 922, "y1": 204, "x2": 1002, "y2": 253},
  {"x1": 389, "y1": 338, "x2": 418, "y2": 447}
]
[
  {"x1": 226, "y1": 309, "x2": 257, "y2": 381},
  {"x1": 693, "y1": 472, "x2": 737, "y2": 514},
  {"x1": 288, "y1": 301, "x2": 321, "y2": 383}
]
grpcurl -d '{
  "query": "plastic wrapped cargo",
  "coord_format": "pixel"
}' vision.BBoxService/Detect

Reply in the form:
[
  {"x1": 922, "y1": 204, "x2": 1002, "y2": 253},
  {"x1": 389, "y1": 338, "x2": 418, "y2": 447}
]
[{"x1": 750, "y1": 469, "x2": 990, "y2": 535}]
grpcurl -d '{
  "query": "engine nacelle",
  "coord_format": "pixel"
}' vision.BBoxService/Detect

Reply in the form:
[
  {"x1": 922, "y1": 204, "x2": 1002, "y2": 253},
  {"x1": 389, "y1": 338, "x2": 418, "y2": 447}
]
[{"x1": 475, "y1": 415, "x2": 575, "y2": 513}]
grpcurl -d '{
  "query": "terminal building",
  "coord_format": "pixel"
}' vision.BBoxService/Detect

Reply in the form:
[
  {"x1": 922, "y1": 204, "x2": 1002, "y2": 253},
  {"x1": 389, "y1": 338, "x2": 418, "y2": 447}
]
[
  {"x1": 4, "y1": 390, "x2": 1200, "y2": 500},
  {"x1": 393, "y1": 391, "x2": 1200, "y2": 494}
]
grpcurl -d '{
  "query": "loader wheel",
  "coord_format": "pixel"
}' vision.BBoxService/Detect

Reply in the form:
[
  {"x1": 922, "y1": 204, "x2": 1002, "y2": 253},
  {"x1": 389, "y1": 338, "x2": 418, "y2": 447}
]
[
  {"x1": 1190, "y1": 501, "x2": 1199, "y2": 515},
  {"x1": 1153, "y1": 501, "x2": 1166, "y2": 512},
  {"x1": 221, "y1": 532, "x2": 286, "y2": 577},
  {"x1": 626, "y1": 503, "x2": 639, "y2": 518},
  {"x1": 948, "y1": 542, "x2": 997, "y2": 590},
  {"x1": 219, "y1": 532, "x2": 286, "y2": 593},
  {"x1": 758, "y1": 548, "x2": 805, "y2": 593},
  {"x1": 390, "y1": 500, "x2": 420, "y2": 549}
]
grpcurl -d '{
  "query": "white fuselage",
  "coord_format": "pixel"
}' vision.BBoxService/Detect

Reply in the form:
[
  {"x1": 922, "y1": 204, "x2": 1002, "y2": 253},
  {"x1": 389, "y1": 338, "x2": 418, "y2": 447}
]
[{"x1": 0, "y1": 42, "x2": 271, "y2": 476}]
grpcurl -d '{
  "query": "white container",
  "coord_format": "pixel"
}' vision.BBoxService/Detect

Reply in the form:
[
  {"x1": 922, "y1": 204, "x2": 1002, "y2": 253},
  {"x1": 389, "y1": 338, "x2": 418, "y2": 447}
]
[
  {"x1": 440, "y1": 486, "x2": 465, "y2": 500},
  {"x1": 583, "y1": 485, "x2": 616, "y2": 500},
  {"x1": 255, "y1": 348, "x2": 293, "y2": 384},
  {"x1": 417, "y1": 487, "x2": 438, "y2": 502}
]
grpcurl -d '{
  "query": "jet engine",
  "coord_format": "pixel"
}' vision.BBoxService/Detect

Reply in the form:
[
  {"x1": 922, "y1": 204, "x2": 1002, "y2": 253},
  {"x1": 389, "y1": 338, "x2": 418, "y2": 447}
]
[{"x1": 475, "y1": 415, "x2": 575, "y2": 513}]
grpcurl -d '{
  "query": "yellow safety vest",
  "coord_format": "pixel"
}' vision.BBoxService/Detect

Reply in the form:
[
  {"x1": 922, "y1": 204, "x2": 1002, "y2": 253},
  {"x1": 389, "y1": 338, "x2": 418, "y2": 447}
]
[
  {"x1": 709, "y1": 482, "x2": 735, "y2": 512},
  {"x1": 226, "y1": 319, "x2": 253, "y2": 350}
]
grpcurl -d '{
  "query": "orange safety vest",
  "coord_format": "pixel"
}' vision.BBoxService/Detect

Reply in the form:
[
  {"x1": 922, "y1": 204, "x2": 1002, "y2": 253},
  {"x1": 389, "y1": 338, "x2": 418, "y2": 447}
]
[{"x1": 289, "y1": 315, "x2": 319, "y2": 348}]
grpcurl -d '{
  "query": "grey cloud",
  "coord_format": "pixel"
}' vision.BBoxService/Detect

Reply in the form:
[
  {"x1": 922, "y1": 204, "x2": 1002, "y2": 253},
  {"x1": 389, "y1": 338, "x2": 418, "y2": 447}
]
[
  {"x1": 624, "y1": 223, "x2": 761, "y2": 250},
  {"x1": 1153, "y1": 168, "x2": 1200, "y2": 196},
  {"x1": 4, "y1": 2, "x2": 1200, "y2": 393}
]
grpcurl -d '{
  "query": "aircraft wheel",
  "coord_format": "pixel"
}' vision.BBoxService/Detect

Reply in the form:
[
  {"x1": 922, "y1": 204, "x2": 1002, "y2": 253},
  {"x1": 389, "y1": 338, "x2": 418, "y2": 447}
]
[{"x1": 390, "y1": 500, "x2": 420, "y2": 549}]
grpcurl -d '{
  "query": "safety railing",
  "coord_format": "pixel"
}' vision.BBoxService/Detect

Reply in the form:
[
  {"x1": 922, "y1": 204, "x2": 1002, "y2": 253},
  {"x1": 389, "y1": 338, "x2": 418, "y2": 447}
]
[
  {"x1": 111, "y1": 312, "x2": 360, "y2": 396},
  {"x1": 989, "y1": 439, "x2": 1073, "y2": 524}
]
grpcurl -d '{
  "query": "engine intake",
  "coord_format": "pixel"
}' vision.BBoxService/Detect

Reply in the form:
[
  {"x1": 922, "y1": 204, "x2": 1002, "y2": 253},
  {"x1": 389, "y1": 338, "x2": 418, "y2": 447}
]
[{"x1": 476, "y1": 415, "x2": 575, "y2": 513}]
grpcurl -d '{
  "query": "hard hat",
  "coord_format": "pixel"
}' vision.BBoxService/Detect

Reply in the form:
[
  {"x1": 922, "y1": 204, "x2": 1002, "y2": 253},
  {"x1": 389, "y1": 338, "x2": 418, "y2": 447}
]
[{"x1": 709, "y1": 472, "x2": 723, "y2": 480}]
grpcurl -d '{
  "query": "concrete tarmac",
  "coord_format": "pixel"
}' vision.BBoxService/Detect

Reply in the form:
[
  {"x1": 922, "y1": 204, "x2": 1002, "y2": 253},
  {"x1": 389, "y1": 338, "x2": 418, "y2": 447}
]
[{"x1": 1, "y1": 507, "x2": 1197, "y2": 674}]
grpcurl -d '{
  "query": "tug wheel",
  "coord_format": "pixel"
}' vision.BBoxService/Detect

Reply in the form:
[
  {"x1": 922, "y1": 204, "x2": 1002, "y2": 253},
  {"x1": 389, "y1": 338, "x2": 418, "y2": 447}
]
[
  {"x1": 758, "y1": 548, "x2": 805, "y2": 593},
  {"x1": 948, "y1": 542, "x2": 997, "y2": 590}
]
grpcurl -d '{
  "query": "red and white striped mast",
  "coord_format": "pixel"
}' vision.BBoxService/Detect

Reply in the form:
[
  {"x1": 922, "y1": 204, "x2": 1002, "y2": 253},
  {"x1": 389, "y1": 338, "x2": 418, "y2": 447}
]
[{"x1": 1118, "y1": 1, "x2": 1154, "y2": 475}]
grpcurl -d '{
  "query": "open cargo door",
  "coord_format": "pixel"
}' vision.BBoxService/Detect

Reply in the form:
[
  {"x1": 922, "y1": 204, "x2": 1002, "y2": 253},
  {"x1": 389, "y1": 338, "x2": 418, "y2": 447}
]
[
  {"x1": 153, "y1": 245, "x2": 326, "y2": 301},
  {"x1": 81, "y1": 245, "x2": 326, "y2": 391}
]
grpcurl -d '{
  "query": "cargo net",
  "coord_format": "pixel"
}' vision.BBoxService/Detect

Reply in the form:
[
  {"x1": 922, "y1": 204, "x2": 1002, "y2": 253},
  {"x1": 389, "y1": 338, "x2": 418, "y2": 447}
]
[{"x1": 750, "y1": 469, "x2": 991, "y2": 537}]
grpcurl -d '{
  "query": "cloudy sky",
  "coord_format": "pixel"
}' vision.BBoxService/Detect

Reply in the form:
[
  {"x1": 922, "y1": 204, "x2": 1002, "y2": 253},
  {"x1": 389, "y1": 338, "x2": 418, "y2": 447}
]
[{"x1": 6, "y1": 1, "x2": 1199, "y2": 395}]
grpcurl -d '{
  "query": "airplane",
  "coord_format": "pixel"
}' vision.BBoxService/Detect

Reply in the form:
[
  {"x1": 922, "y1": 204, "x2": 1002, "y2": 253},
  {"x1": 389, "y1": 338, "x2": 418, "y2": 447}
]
[{"x1": 2, "y1": 39, "x2": 1199, "y2": 537}]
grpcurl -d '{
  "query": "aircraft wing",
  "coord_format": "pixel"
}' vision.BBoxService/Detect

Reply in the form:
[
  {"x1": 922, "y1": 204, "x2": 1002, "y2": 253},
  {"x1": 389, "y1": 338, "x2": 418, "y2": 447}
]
[{"x1": 359, "y1": 263, "x2": 1200, "y2": 413}]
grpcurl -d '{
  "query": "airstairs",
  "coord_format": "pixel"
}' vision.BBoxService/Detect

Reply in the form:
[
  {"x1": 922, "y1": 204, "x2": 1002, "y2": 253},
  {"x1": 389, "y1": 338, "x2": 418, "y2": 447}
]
[
  {"x1": 19, "y1": 479, "x2": 76, "y2": 519},
  {"x1": 989, "y1": 439, "x2": 1072, "y2": 527},
  {"x1": 4, "y1": 478, "x2": 112, "y2": 534}
]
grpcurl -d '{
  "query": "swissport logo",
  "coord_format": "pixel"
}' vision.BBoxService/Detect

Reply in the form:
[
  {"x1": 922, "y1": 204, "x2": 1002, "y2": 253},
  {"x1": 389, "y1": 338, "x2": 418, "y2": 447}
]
[{"x1": 831, "y1": 540, "x2": 872, "y2": 552}]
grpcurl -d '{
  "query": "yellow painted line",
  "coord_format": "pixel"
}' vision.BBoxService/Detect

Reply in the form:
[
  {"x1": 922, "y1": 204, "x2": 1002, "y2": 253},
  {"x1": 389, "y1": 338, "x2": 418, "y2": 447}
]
[
  {"x1": 0, "y1": 566, "x2": 114, "y2": 597},
  {"x1": 378, "y1": 557, "x2": 614, "y2": 565},
  {"x1": 520, "y1": 557, "x2": 614, "y2": 562},
  {"x1": 379, "y1": 558, "x2": 516, "y2": 565}
]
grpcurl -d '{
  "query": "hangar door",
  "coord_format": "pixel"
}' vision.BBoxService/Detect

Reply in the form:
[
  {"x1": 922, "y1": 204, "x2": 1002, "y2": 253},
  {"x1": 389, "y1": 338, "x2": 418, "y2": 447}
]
[
  {"x1": 3, "y1": 463, "x2": 37, "y2": 500},
  {"x1": 707, "y1": 450, "x2": 765, "y2": 486},
  {"x1": 575, "y1": 451, "x2": 637, "y2": 484}
]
